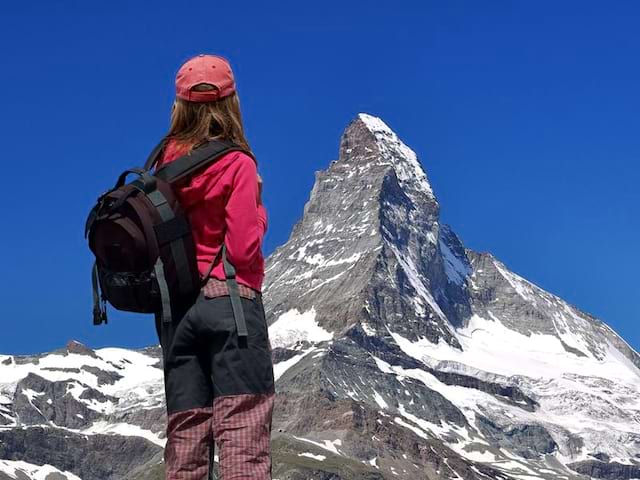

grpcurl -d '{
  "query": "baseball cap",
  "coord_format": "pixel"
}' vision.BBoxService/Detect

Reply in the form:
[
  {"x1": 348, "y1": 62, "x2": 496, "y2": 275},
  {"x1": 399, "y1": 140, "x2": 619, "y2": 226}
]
[{"x1": 175, "y1": 54, "x2": 236, "y2": 102}]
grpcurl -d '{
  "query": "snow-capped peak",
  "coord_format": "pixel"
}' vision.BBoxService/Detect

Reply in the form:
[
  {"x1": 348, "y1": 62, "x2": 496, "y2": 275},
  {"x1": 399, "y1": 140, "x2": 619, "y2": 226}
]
[
  {"x1": 356, "y1": 113, "x2": 394, "y2": 135},
  {"x1": 352, "y1": 113, "x2": 435, "y2": 199}
]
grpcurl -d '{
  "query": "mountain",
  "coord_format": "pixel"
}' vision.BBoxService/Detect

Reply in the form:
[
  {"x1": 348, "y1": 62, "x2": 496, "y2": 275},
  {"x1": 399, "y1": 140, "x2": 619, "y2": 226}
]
[
  {"x1": 1, "y1": 113, "x2": 639, "y2": 480},
  {"x1": 0, "y1": 341, "x2": 165, "y2": 480},
  {"x1": 263, "y1": 114, "x2": 640, "y2": 480}
]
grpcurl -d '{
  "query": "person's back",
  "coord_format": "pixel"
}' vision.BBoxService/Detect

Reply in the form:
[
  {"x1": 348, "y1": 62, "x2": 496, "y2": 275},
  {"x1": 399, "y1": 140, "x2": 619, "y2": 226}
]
[
  {"x1": 157, "y1": 138, "x2": 268, "y2": 292},
  {"x1": 154, "y1": 54, "x2": 275, "y2": 480}
]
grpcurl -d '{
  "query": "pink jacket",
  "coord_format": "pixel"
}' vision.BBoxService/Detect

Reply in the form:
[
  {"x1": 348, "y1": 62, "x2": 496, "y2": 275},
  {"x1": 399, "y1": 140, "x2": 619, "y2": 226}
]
[{"x1": 157, "y1": 138, "x2": 267, "y2": 292}]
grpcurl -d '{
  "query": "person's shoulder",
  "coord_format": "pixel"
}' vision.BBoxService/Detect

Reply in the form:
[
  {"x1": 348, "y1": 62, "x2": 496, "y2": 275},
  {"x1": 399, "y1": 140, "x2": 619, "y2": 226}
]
[
  {"x1": 228, "y1": 150, "x2": 257, "y2": 172},
  {"x1": 157, "y1": 137, "x2": 186, "y2": 167},
  {"x1": 232, "y1": 149, "x2": 256, "y2": 163},
  {"x1": 192, "y1": 144, "x2": 255, "y2": 183},
  {"x1": 195, "y1": 146, "x2": 252, "y2": 174}
]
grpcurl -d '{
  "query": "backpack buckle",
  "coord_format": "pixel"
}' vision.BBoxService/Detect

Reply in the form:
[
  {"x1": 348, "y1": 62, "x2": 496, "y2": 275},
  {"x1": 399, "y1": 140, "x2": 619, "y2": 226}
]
[{"x1": 93, "y1": 299, "x2": 108, "y2": 325}]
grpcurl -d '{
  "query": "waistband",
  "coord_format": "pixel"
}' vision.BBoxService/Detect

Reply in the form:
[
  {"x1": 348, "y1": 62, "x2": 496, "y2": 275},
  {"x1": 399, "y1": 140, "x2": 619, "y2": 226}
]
[{"x1": 202, "y1": 277, "x2": 261, "y2": 300}]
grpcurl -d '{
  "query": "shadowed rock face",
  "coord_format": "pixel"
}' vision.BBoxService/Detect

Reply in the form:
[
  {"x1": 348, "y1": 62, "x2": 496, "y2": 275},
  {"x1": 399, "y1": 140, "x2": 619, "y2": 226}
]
[
  {"x1": 0, "y1": 113, "x2": 639, "y2": 480},
  {"x1": 12, "y1": 373, "x2": 111, "y2": 429},
  {"x1": 568, "y1": 460, "x2": 640, "y2": 480},
  {"x1": 475, "y1": 417, "x2": 558, "y2": 459},
  {"x1": 0, "y1": 427, "x2": 161, "y2": 480}
]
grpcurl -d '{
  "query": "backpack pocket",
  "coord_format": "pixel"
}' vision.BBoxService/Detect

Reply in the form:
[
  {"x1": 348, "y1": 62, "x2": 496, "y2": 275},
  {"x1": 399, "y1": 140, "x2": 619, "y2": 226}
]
[{"x1": 100, "y1": 267, "x2": 160, "y2": 313}]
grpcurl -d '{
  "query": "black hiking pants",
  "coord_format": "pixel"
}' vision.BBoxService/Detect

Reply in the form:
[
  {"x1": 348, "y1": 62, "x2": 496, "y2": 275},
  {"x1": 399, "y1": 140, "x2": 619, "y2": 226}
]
[{"x1": 155, "y1": 290, "x2": 275, "y2": 479}]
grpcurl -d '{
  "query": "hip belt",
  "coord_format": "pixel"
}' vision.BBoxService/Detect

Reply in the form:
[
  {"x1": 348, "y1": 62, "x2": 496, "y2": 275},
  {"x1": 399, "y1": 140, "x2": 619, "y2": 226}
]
[{"x1": 202, "y1": 277, "x2": 259, "y2": 299}]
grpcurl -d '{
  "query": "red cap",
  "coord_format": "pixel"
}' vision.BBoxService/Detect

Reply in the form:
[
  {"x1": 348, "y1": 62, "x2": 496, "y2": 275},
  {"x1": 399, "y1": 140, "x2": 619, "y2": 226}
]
[{"x1": 175, "y1": 54, "x2": 236, "y2": 102}]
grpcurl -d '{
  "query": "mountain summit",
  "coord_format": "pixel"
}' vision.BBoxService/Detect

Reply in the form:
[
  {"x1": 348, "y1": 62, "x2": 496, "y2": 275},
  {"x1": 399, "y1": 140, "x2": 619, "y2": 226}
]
[
  {"x1": 0, "y1": 114, "x2": 638, "y2": 480},
  {"x1": 264, "y1": 113, "x2": 640, "y2": 480}
]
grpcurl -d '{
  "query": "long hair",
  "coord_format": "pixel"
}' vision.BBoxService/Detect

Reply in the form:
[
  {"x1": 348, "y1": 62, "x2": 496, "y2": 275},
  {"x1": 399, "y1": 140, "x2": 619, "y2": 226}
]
[{"x1": 166, "y1": 86, "x2": 252, "y2": 155}]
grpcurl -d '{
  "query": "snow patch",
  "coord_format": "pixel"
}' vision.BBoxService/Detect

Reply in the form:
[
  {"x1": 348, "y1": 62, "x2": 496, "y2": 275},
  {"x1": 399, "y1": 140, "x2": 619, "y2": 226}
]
[
  {"x1": 273, "y1": 347, "x2": 315, "y2": 381},
  {"x1": 387, "y1": 243, "x2": 448, "y2": 322},
  {"x1": 373, "y1": 390, "x2": 388, "y2": 409},
  {"x1": 357, "y1": 113, "x2": 433, "y2": 198},
  {"x1": 439, "y1": 236, "x2": 471, "y2": 285},
  {"x1": 293, "y1": 436, "x2": 343, "y2": 456},
  {"x1": 269, "y1": 307, "x2": 333, "y2": 348},
  {"x1": 81, "y1": 420, "x2": 165, "y2": 447},
  {"x1": 388, "y1": 315, "x2": 640, "y2": 383},
  {"x1": 0, "y1": 459, "x2": 82, "y2": 480},
  {"x1": 298, "y1": 452, "x2": 327, "y2": 461}
]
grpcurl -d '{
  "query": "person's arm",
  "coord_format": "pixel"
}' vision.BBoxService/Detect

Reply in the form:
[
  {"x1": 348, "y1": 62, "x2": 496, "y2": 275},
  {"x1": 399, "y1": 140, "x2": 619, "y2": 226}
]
[{"x1": 224, "y1": 153, "x2": 267, "y2": 268}]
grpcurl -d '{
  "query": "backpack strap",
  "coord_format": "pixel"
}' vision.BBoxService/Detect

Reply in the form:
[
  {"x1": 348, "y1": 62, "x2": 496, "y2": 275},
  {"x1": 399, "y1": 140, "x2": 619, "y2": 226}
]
[
  {"x1": 91, "y1": 261, "x2": 108, "y2": 325},
  {"x1": 143, "y1": 138, "x2": 168, "y2": 171},
  {"x1": 201, "y1": 243, "x2": 248, "y2": 338},
  {"x1": 154, "y1": 139, "x2": 253, "y2": 184},
  {"x1": 146, "y1": 187, "x2": 195, "y2": 299},
  {"x1": 153, "y1": 257, "x2": 173, "y2": 324},
  {"x1": 221, "y1": 244, "x2": 248, "y2": 338},
  {"x1": 201, "y1": 242, "x2": 225, "y2": 287}
]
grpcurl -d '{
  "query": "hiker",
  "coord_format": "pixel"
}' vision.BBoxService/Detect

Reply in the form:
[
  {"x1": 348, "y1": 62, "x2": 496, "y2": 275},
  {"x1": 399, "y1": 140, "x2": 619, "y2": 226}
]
[{"x1": 154, "y1": 54, "x2": 275, "y2": 479}]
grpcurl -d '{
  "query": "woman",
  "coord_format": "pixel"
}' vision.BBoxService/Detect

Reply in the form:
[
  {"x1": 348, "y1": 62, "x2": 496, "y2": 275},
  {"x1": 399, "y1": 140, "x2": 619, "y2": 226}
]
[{"x1": 153, "y1": 54, "x2": 275, "y2": 480}]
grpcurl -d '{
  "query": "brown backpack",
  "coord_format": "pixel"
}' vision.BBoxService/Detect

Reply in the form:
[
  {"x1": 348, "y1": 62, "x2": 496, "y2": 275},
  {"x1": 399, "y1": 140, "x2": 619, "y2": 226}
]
[{"x1": 84, "y1": 138, "x2": 252, "y2": 330}]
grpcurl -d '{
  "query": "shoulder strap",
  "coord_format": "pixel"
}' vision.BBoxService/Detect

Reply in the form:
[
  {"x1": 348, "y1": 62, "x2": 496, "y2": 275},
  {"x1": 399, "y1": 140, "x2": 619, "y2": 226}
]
[
  {"x1": 143, "y1": 138, "x2": 168, "y2": 171},
  {"x1": 154, "y1": 139, "x2": 249, "y2": 184}
]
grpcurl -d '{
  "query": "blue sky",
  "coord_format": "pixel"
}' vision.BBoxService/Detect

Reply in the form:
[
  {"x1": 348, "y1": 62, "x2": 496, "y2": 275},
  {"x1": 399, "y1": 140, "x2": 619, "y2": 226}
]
[{"x1": 0, "y1": 1, "x2": 637, "y2": 354}]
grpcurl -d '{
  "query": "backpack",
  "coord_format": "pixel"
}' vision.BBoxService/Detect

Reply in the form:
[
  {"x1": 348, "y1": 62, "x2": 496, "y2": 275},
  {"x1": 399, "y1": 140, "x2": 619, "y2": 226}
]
[{"x1": 84, "y1": 138, "x2": 253, "y2": 333}]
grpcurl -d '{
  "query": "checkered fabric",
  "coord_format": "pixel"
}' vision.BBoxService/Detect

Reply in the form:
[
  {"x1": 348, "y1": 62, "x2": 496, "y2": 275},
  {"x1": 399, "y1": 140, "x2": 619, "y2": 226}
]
[
  {"x1": 165, "y1": 392, "x2": 275, "y2": 479},
  {"x1": 213, "y1": 392, "x2": 275, "y2": 479},
  {"x1": 203, "y1": 277, "x2": 257, "y2": 299},
  {"x1": 165, "y1": 407, "x2": 213, "y2": 479}
]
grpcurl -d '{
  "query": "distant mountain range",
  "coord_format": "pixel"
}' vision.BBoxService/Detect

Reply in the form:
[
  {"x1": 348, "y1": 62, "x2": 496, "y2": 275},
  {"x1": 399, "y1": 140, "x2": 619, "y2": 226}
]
[{"x1": 1, "y1": 114, "x2": 638, "y2": 480}]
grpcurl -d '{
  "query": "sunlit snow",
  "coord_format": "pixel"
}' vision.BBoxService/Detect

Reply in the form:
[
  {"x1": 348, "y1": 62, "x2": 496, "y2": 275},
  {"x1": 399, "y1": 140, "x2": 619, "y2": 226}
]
[
  {"x1": 268, "y1": 307, "x2": 333, "y2": 349},
  {"x1": 0, "y1": 459, "x2": 82, "y2": 480}
]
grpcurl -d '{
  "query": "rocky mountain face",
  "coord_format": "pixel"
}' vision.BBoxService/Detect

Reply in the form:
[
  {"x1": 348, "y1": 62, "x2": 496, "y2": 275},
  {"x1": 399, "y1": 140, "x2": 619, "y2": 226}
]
[
  {"x1": 264, "y1": 114, "x2": 640, "y2": 480},
  {"x1": 1, "y1": 114, "x2": 639, "y2": 480},
  {"x1": 0, "y1": 341, "x2": 166, "y2": 480}
]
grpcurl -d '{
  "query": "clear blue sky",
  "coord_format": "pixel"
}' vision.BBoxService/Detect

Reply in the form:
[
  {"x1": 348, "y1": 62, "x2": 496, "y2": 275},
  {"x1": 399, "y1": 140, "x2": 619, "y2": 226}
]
[{"x1": 0, "y1": 1, "x2": 637, "y2": 354}]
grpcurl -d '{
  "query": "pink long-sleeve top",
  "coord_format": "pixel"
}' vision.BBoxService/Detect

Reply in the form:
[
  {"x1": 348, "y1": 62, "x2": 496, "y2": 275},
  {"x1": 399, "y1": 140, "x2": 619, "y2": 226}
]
[{"x1": 156, "y1": 138, "x2": 267, "y2": 292}]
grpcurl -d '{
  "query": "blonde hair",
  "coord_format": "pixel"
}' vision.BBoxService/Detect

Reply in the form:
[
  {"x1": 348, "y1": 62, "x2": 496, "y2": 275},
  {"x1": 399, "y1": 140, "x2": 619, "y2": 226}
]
[{"x1": 166, "y1": 84, "x2": 252, "y2": 156}]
